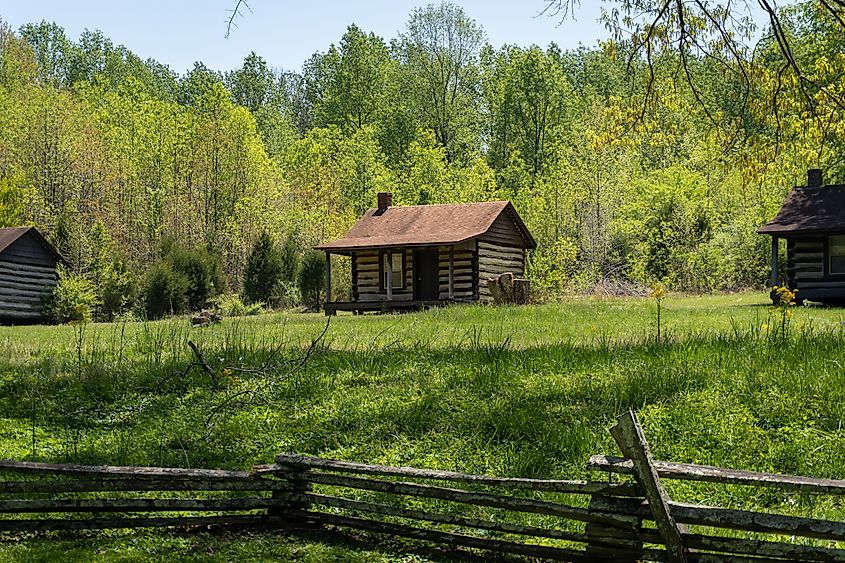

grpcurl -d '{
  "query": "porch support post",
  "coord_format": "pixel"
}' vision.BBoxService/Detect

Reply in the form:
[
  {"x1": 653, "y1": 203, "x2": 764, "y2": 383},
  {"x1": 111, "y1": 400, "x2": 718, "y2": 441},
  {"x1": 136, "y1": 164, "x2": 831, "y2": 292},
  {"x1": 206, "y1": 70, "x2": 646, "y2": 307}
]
[
  {"x1": 324, "y1": 251, "x2": 331, "y2": 303},
  {"x1": 386, "y1": 251, "x2": 393, "y2": 301},
  {"x1": 770, "y1": 237, "x2": 779, "y2": 287},
  {"x1": 448, "y1": 246, "x2": 455, "y2": 300}
]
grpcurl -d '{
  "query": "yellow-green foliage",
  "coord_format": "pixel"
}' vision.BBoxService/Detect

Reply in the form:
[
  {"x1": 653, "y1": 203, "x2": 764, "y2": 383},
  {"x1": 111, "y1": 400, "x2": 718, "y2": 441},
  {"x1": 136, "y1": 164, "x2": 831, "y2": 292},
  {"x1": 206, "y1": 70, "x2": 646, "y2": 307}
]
[
  {"x1": 2, "y1": 5, "x2": 844, "y2": 307},
  {"x1": 50, "y1": 266, "x2": 98, "y2": 324}
]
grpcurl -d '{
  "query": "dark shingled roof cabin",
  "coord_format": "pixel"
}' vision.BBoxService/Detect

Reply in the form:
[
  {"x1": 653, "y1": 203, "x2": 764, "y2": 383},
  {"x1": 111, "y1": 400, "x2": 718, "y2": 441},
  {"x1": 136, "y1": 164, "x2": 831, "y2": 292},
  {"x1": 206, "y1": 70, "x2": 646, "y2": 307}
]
[
  {"x1": 758, "y1": 169, "x2": 845, "y2": 304},
  {"x1": 0, "y1": 227, "x2": 64, "y2": 323},
  {"x1": 316, "y1": 193, "x2": 536, "y2": 314}
]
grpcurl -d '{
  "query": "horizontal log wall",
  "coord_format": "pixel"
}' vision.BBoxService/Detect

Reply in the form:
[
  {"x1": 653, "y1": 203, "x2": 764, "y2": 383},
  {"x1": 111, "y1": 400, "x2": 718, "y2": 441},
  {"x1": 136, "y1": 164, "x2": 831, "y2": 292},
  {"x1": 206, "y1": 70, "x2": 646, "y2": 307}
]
[
  {"x1": 786, "y1": 236, "x2": 845, "y2": 302},
  {"x1": 787, "y1": 238, "x2": 824, "y2": 288},
  {"x1": 351, "y1": 244, "x2": 478, "y2": 303},
  {"x1": 438, "y1": 241, "x2": 475, "y2": 301},
  {"x1": 477, "y1": 240, "x2": 524, "y2": 303},
  {"x1": 0, "y1": 259, "x2": 56, "y2": 321},
  {"x1": 352, "y1": 249, "x2": 413, "y2": 302}
]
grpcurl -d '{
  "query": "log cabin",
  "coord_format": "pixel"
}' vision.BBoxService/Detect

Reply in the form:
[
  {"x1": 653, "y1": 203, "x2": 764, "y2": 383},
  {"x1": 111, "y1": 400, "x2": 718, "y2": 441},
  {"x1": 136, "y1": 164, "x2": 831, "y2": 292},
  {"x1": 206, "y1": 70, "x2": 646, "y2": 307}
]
[
  {"x1": 758, "y1": 169, "x2": 845, "y2": 304},
  {"x1": 316, "y1": 193, "x2": 536, "y2": 314},
  {"x1": 0, "y1": 227, "x2": 65, "y2": 323}
]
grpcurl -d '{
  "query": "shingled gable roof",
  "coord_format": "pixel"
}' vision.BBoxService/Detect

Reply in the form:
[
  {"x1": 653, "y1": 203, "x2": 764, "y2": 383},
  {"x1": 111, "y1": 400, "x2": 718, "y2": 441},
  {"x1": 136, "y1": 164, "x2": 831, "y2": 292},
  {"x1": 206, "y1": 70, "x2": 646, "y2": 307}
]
[
  {"x1": 758, "y1": 184, "x2": 845, "y2": 235},
  {"x1": 316, "y1": 200, "x2": 536, "y2": 252},
  {"x1": 0, "y1": 227, "x2": 66, "y2": 263}
]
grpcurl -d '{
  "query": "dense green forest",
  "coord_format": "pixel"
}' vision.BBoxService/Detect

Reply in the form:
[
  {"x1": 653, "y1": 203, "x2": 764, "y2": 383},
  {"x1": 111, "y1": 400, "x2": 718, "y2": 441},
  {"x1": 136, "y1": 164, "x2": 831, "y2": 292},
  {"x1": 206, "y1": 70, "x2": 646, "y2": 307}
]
[{"x1": 0, "y1": 3, "x2": 843, "y2": 318}]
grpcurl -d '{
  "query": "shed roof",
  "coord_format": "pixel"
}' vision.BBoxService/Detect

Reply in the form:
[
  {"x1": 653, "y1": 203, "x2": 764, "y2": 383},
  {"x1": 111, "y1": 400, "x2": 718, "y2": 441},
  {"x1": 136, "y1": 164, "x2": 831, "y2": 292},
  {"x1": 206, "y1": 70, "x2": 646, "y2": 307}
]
[
  {"x1": 316, "y1": 200, "x2": 536, "y2": 252},
  {"x1": 758, "y1": 185, "x2": 845, "y2": 235},
  {"x1": 0, "y1": 227, "x2": 66, "y2": 263}
]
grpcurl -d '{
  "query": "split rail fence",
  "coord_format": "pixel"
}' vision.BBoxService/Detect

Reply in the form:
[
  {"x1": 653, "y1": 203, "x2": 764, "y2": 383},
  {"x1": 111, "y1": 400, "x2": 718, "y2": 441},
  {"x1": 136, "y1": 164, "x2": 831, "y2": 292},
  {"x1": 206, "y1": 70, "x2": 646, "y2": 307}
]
[{"x1": 2, "y1": 411, "x2": 845, "y2": 561}]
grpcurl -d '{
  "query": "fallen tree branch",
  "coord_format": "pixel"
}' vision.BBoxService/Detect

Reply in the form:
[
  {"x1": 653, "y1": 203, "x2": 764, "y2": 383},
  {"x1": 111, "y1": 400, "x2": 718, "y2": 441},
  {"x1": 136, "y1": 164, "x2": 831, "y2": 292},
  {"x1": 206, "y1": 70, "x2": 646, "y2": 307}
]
[{"x1": 187, "y1": 340, "x2": 216, "y2": 387}]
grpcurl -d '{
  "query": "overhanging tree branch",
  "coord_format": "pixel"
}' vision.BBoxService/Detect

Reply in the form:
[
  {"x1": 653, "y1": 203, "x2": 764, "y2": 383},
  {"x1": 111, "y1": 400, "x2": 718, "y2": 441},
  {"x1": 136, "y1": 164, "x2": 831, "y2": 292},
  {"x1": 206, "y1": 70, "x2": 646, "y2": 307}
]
[
  {"x1": 225, "y1": 0, "x2": 251, "y2": 39},
  {"x1": 543, "y1": 0, "x2": 845, "y2": 129}
]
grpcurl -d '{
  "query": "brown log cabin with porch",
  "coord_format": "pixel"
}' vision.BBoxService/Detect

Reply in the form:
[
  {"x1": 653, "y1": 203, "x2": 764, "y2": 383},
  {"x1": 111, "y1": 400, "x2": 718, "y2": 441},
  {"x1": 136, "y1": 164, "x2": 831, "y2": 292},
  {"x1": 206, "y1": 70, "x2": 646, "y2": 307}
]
[
  {"x1": 758, "y1": 169, "x2": 845, "y2": 305},
  {"x1": 316, "y1": 193, "x2": 536, "y2": 314}
]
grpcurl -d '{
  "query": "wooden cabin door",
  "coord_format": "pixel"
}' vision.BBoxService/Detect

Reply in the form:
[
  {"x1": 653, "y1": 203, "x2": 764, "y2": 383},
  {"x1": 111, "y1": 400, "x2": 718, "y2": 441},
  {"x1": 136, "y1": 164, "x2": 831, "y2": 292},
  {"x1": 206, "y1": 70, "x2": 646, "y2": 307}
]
[{"x1": 415, "y1": 249, "x2": 439, "y2": 301}]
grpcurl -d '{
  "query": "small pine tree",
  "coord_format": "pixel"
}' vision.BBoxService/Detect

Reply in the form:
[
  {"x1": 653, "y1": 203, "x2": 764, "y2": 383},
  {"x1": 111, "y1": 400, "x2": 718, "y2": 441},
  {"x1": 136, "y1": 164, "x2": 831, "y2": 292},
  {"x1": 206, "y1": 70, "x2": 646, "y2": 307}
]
[
  {"x1": 298, "y1": 251, "x2": 325, "y2": 310},
  {"x1": 143, "y1": 241, "x2": 222, "y2": 317},
  {"x1": 279, "y1": 234, "x2": 300, "y2": 283},
  {"x1": 243, "y1": 232, "x2": 283, "y2": 304},
  {"x1": 167, "y1": 244, "x2": 223, "y2": 311},
  {"x1": 144, "y1": 262, "x2": 189, "y2": 318}
]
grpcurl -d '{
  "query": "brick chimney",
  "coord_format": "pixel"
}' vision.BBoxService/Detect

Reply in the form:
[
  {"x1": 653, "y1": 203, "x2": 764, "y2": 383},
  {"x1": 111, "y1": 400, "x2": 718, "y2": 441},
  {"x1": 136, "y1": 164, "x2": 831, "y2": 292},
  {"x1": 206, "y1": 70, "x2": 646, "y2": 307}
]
[
  {"x1": 377, "y1": 192, "x2": 393, "y2": 211},
  {"x1": 808, "y1": 169, "x2": 823, "y2": 187}
]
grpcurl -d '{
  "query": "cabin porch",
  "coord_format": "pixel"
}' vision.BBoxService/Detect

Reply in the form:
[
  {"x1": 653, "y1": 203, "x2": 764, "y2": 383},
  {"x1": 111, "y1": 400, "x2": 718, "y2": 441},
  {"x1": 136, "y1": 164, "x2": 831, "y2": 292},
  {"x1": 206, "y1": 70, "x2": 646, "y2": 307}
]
[
  {"x1": 322, "y1": 242, "x2": 476, "y2": 315},
  {"x1": 323, "y1": 299, "x2": 461, "y2": 315}
]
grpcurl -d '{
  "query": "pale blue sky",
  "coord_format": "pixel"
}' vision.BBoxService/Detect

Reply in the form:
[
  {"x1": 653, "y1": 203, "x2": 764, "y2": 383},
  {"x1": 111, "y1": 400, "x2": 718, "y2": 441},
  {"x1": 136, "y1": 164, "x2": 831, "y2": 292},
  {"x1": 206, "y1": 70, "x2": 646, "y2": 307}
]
[{"x1": 1, "y1": 1, "x2": 607, "y2": 74}]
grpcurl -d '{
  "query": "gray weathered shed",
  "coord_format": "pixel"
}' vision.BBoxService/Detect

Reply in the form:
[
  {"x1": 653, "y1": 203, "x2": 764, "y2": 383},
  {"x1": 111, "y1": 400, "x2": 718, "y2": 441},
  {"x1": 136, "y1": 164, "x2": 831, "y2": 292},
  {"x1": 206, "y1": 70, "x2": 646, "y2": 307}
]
[
  {"x1": 758, "y1": 169, "x2": 845, "y2": 304},
  {"x1": 0, "y1": 227, "x2": 64, "y2": 323}
]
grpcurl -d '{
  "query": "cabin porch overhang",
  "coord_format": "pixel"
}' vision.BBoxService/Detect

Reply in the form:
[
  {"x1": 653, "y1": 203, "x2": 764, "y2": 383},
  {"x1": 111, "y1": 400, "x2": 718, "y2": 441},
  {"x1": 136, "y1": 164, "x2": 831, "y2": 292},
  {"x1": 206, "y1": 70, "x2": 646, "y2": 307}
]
[{"x1": 323, "y1": 243, "x2": 465, "y2": 315}]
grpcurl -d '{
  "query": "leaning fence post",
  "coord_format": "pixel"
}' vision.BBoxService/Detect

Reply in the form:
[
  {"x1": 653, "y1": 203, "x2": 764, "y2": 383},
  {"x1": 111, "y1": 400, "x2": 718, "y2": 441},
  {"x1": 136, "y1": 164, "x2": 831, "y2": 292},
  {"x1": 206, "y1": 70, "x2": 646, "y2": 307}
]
[{"x1": 611, "y1": 410, "x2": 688, "y2": 563}]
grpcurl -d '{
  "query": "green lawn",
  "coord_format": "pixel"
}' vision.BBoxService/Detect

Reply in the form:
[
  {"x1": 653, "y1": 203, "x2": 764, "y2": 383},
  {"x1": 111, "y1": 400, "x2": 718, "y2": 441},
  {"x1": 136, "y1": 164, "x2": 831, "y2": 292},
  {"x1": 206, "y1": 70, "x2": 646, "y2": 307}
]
[{"x1": 1, "y1": 292, "x2": 845, "y2": 560}]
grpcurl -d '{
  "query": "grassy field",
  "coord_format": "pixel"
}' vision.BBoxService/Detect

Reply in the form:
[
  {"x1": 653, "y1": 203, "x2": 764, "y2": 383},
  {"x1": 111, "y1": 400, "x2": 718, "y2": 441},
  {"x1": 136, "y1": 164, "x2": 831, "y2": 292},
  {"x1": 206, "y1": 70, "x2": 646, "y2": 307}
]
[{"x1": 1, "y1": 292, "x2": 845, "y2": 560}]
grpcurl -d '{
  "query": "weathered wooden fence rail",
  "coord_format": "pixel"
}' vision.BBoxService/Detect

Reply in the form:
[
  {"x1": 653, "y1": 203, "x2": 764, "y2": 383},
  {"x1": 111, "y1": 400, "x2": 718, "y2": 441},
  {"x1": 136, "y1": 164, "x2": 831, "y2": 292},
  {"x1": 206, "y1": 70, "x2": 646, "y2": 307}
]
[
  {"x1": 0, "y1": 460, "x2": 292, "y2": 532},
  {"x1": 256, "y1": 413, "x2": 845, "y2": 562},
  {"x1": 254, "y1": 453, "x2": 657, "y2": 562},
  {"x1": 2, "y1": 412, "x2": 845, "y2": 561}
]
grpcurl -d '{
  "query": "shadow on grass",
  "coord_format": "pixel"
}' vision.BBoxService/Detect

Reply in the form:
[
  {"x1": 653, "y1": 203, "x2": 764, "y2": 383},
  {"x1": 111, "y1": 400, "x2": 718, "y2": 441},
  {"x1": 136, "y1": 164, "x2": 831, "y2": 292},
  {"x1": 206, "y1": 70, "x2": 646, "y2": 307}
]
[
  {"x1": 0, "y1": 524, "x2": 524, "y2": 563},
  {"x1": 0, "y1": 327, "x2": 843, "y2": 477},
  {"x1": 278, "y1": 526, "x2": 524, "y2": 563}
]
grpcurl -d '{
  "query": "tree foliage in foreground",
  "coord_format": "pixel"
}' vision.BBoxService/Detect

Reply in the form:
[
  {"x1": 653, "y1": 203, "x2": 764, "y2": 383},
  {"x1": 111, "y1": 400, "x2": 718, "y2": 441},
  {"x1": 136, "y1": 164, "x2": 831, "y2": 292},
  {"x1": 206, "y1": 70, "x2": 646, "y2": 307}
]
[{"x1": 543, "y1": 0, "x2": 845, "y2": 132}]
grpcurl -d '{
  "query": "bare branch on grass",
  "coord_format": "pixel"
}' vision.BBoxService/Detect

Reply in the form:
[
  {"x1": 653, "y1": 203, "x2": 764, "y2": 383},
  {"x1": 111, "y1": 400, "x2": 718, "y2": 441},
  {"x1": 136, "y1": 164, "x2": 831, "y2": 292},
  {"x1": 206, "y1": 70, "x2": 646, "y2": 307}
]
[{"x1": 203, "y1": 318, "x2": 332, "y2": 429}]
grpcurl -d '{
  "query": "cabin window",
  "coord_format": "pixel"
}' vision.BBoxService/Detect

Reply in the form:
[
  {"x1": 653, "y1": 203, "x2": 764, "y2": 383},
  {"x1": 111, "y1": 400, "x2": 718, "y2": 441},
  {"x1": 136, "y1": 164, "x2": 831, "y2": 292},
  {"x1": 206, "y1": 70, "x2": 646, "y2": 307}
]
[
  {"x1": 380, "y1": 251, "x2": 405, "y2": 291},
  {"x1": 831, "y1": 236, "x2": 845, "y2": 274}
]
